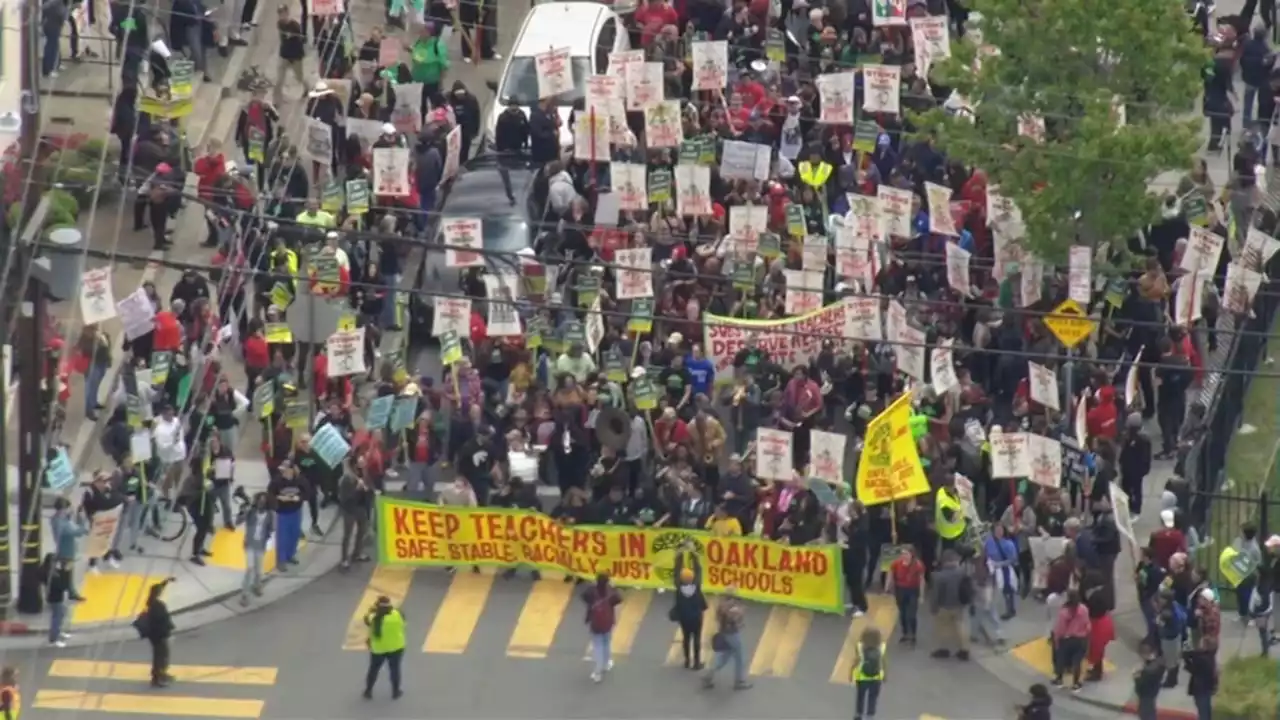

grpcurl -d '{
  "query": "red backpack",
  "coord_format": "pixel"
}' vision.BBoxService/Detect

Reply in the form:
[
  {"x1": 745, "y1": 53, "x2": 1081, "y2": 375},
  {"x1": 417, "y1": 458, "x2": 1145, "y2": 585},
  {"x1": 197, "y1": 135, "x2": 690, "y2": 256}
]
[{"x1": 588, "y1": 593, "x2": 615, "y2": 634}]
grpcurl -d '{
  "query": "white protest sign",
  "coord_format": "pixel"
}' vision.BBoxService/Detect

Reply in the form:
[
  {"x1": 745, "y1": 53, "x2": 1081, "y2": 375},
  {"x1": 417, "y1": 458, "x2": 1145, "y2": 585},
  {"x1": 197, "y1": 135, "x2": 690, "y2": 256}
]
[
  {"x1": 1068, "y1": 244, "x2": 1092, "y2": 305},
  {"x1": 1242, "y1": 227, "x2": 1280, "y2": 272},
  {"x1": 1183, "y1": 226, "x2": 1226, "y2": 275},
  {"x1": 625, "y1": 62, "x2": 664, "y2": 111},
  {"x1": 1110, "y1": 484, "x2": 1137, "y2": 546},
  {"x1": 1124, "y1": 350, "x2": 1143, "y2": 410},
  {"x1": 613, "y1": 163, "x2": 648, "y2": 211},
  {"x1": 614, "y1": 248, "x2": 654, "y2": 299},
  {"x1": 808, "y1": 429, "x2": 846, "y2": 487},
  {"x1": 372, "y1": 147, "x2": 410, "y2": 196},
  {"x1": 1026, "y1": 433, "x2": 1062, "y2": 489},
  {"x1": 894, "y1": 323, "x2": 927, "y2": 381},
  {"x1": 1028, "y1": 361, "x2": 1060, "y2": 411},
  {"x1": 674, "y1": 164, "x2": 711, "y2": 216},
  {"x1": 645, "y1": 100, "x2": 684, "y2": 148},
  {"x1": 783, "y1": 269, "x2": 823, "y2": 315},
  {"x1": 86, "y1": 506, "x2": 122, "y2": 558},
  {"x1": 484, "y1": 274, "x2": 522, "y2": 337},
  {"x1": 1223, "y1": 262, "x2": 1264, "y2": 314},
  {"x1": 304, "y1": 118, "x2": 333, "y2": 166},
  {"x1": 729, "y1": 205, "x2": 768, "y2": 258},
  {"x1": 443, "y1": 218, "x2": 484, "y2": 268},
  {"x1": 877, "y1": 185, "x2": 914, "y2": 238},
  {"x1": 535, "y1": 47, "x2": 573, "y2": 100},
  {"x1": 1021, "y1": 257, "x2": 1043, "y2": 307},
  {"x1": 861, "y1": 65, "x2": 901, "y2": 114},
  {"x1": 607, "y1": 49, "x2": 644, "y2": 78},
  {"x1": 816, "y1": 72, "x2": 856, "y2": 124},
  {"x1": 432, "y1": 297, "x2": 472, "y2": 337},
  {"x1": 931, "y1": 342, "x2": 958, "y2": 395},
  {"x1": 326, "y1": 328, "x2": 367, "y2": 377},
  {"x1": 945, "y1": 242, "x2": 971, "y2": 295},
  {"x1": 690, "y1": 41, "x2": 728, "y2": 91},
  {"x1": 116, "y1": 287, "x2": 155, "y2": 341},
  {"x1": 754, "y1": 428, "x2": 793, "y2": 481},
  {"x1": 80, "y1": 268, "x2": 116, "y2": 326},
  {"x1": 573, "y1": 111, "x2": 610, "y2": 163},
  {"x1": 926, "y1": 182, "x2": 957, "y2": 236},
  {"x1": 721, "y1": 140, "x2": 772, "y2": 181},
  {"x1": 910, "y1": 15, "x2": 950, "y2": 73},
  {"x1": 843, "y1": 296, "x2": 882, "y2": 341},
  {"x1": 990, "y1": 431, "x2": 1031, "y2": 479}
]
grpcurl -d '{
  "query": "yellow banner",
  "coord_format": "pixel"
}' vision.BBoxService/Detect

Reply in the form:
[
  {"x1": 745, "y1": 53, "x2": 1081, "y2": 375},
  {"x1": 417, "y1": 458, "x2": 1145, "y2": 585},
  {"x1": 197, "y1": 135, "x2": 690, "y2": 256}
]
[
  {"x1": 854, "y1": 393, "x2": 930, "y2": 506},
  {"x1": 376, "y1": 497, "x2": 845, "y2": 613}
]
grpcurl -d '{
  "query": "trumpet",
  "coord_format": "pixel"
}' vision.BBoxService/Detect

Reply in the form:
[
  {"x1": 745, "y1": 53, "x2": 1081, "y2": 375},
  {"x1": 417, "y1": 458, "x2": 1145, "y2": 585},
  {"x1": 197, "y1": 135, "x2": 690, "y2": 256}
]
[{"x1": 732, "y1": 385, "x2": 746, "y2": 406}]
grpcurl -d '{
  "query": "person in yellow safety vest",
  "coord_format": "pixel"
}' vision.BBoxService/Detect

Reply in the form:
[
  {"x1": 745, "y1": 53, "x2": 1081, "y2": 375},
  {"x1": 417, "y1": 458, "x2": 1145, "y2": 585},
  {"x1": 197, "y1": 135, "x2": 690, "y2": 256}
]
[
  {"x1": 797, "y1": 147, "x2": 833, "y2": 192},
  {"x1": 935, "y1": 484, "x2": 966, "y2": 551},
  {"x1": 851, "y1": 626, "x2": 886, "y2": 720},
  {"x1": 295, "y1": 198, "x2": 336, "y2": 230},
  {"x1": 0, "y1": 666, "x2": 20, "y2": 720},
  {"x1": 363, "y1": 595, "x2": 406, "y2": 700},
  {"x1": 268, "y1": 235, "x2": 300, "y2": 303}
]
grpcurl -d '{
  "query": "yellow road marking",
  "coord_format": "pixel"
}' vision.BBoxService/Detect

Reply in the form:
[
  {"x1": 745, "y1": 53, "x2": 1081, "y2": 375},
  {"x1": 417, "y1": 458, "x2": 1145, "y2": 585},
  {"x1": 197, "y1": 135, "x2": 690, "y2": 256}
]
[
  {"x1": 71, "y1": 574, "x2": 166, "y2": 625},
  {"x1": 341, "y1": 566, "x2": 414, "y2": 650},
  {"x1": 1010, "y1": 637, "x2": 1115, "y2": 677},
  {"x1": 424, "y1": 569, "x2": 496, "y2": 654},
  {"x1": 48, "y1": 660, "x2": 277, "y2": 685},
  {"x1": 580, "y1": 588, "x2": 653, "y2": 660},
  {"x1": 748, "y1": 606, "x2": 813, "y2": 678},
  {"x1": 830, "y1": 594, "x2": 899, "y2": 685},
  {"x1": 33, "y1": 690, "x2": 264, "y2": 718},
  {"x1": 507, "y1": 575, "x2": 575, "y2": 658}
]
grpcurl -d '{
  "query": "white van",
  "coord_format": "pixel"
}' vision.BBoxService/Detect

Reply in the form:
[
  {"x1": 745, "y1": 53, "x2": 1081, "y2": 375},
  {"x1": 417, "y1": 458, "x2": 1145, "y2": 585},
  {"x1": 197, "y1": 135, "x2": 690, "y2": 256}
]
[{"x1": 485, "y1": 2, "x2": 630, "y2": 148}]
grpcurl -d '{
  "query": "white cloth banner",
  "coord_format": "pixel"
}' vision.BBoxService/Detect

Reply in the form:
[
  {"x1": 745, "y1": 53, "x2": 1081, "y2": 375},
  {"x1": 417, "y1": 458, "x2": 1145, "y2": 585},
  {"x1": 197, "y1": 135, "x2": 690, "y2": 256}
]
[
  {"x1": 80, "y1": 267, "x2": 117, "y2": 326},
  {"x1": 535, "y1": 47, "x2": 573, "y2": 99},
  {"x1": 1028, "y1": 361, "x2": 1060, "y2": 411},
  {"x1": 443, "y1": 218, "x2": 484, "y2": 267},
  {"x1": 816, "y1": 72, "x2": 856, "y2": 124},
  {"x1": 432, "y1": 297, "x2": 472, "y2": 337},
  {"x1": 614, "y1": 248, "x2": 654, "y2": 299},
  {"x1": 326, "y1": 328, "x2": 367, "y2": 377},
  {"x1": 861, "y1": 65, "x2": 901, "y2": 115},
  {"x1": 755, "y1": 428, "x2": 794, "y2": 481},
  {"x1": 690, "y1": 41, "x2": 729, "y2": 91}
]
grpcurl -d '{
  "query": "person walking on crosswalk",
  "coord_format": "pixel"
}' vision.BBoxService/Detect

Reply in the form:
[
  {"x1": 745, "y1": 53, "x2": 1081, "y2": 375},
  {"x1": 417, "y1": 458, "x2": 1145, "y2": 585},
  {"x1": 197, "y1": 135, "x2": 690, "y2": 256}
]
[
  {"x1": 671, "y1": 563, "x2": 708, "y2": 669},
  {"x1": 0, "y1": 666, "x2": 19, "y2": 720},
  {"x1": 363, "y1": 595, "x2": 405, "y2": 700},
  {"x1": 582, "y1": 573, "x2": 622, "y2": 683},
  {"x1": 702, "y1": 585, "x2": 751, "y2": 691},
  {"x1": 851, "y1": 626, "x2": 886, "y2": 720}
]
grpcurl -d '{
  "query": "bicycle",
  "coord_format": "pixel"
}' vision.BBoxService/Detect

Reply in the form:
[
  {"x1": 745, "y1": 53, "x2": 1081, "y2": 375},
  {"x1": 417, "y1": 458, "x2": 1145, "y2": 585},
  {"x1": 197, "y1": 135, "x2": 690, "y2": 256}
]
[{"x1": 152, "y1": 487, "x2": 252, "y2": 542}]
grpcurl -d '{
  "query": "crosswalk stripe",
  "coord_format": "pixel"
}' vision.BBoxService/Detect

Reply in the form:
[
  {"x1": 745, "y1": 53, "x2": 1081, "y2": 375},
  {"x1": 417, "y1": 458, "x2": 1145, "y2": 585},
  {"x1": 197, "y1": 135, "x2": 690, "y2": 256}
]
[
  {"x1": 424, "y1": 569, "x2": 496, "y2": 654},
  {"x1": 748, "y1": 607, "x2": 813, "y2": 678},
  {"x1": 829, "y1": 594, "x2": 899, "y2": 685},
  {"x1": 581, "y1": 588, "x2": 654, "y2": 660},
  {"x1": 507, "y1": 574, "x2": 576, "y2": 658},
  {"x1": 33, "y1": 690, "x2": 265, "y2": 718},
  {"x1": 664, "y1": 606, "x2": 716, "y2": 666},
  {"x1": 342, "y1": 565, "x2": 414, "y2": 651},
  {"x1": 48, "y1": 660, "x2": 277, "y2": 685}
]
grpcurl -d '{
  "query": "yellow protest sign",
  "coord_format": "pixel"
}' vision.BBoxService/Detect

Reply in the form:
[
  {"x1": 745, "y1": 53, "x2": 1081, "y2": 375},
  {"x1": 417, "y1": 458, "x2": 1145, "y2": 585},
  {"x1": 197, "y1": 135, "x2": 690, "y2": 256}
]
[
  {"x1": 338, "y1": 314, "x2": 357, "y2": 332},
  {"x1": 1044, "y1": 299, "x2": 1096, "y2": 349},
  {"x1": 265, "y1": 323, "x2": 293, "y2": 345},
  {"x1": 376, "y1": 497, "x2": 845, "y2": 613},
  {"x1": 854, "y1": 393, "x2": 930, "y2": 506}
]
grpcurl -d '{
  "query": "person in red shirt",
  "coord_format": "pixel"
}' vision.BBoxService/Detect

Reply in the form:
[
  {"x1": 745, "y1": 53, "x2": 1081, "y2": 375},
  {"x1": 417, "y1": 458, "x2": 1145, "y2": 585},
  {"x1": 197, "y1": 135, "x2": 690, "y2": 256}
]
[
  {"x1": 887, "y1": 545, "x2": 926, "y2": 644},
  {"x1": 1086, "y1": 385, "x2": 1119, "y2": 440},
  {"x1": 405, "y1": 408, "x2": 437, "y2": 498},
  {"x1": 1148, "y1": 510, "x2": 1188, "y2": 570},
  {"x1": 634, "y1": 0, "x2": 678, "y2": 48},
  {"x1": 192, "y1": 140, "x2": 227, "y2": 203},
  {"x1": 242, "y1": 321, "x2": 271, "y2": 409},
  {"x1": 152, "y1": 305, "x2": 183, "y2": 353},
  {"x1": 653, "y1": 406, "x2": 690, "y2": 456}
]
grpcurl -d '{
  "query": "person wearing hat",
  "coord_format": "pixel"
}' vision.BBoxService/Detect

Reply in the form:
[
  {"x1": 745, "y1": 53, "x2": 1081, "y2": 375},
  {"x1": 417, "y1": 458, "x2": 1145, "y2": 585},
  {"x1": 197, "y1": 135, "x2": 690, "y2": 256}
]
[
  {"x1": 1148, "y1": 508, "x2": 1188, "y2": 570},
  {"x1": 670, "y1": 557, "x2": 708, "y2": 669},
  {"x1": 362, "y1": 595, "x2": 406, "y2": 699},
  {"x1": 235, "y1": 87, "x2": 280, "y2": 185},
  {"x1": 1118, "y1": 412, "x2": 1153, "y2": 515},
  {"x1": 307, "y1": 81, "x2": 345, "y2": 170}
]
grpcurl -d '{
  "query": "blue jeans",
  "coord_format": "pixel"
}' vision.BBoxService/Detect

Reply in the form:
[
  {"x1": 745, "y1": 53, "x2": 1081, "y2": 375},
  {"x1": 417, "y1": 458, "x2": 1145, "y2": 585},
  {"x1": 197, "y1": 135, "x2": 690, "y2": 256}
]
[
  {"x1": 1193, "y1": 692, "x2": 1212, "y2": 720},
  {"x1": 855, "y1": 679, "x2": 881, "y2": 719},
  {"x1": 417, "y1": 189, "x2": 436, "y2": 234},
  {"x1": 48, "y1": 601, "x2": 67, "y2": 642},
  {"x1": 242, "y1": 548, "x2": 264, "y2": 596},
  {"x1": 277, "y1": 509, "x2": 302, "y2": 564},
  {"x1": 42, "y1": 27, "x2": 60, "y2": 76},
  {"x1": 706, "y1": 632, "x2": 745, "y2": 684},
  {"x1": 124, "y1": 496, "x2": 158, "y2": 549},
  {"x1": 1245, "y1": 84, "x2": 1259, "y2": 124},
  {"x1": 85, "y1": 362, "x2": 108, "y2": 417},
  {"x1": 895, "y1": 587, "x2": 919, "y2": 638},
  {"x1": 589, "y1": 631, "x2": 612, "y2": 676}
]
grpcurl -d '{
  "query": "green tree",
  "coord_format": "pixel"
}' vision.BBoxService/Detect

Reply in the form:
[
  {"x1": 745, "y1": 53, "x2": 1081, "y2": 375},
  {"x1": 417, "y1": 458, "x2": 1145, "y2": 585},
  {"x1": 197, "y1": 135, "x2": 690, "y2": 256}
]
[{"x1": 911, "y1": 0, "x2": 1209, "y2": 264}]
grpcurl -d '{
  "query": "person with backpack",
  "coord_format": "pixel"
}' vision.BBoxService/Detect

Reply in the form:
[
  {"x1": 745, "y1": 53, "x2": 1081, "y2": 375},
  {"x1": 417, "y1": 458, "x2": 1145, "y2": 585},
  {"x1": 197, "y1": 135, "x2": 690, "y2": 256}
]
[
  {"x1": 1156, "y1": 588, "x2": 1188, "y2": 687},
  {"x1": 851, "y1": 626, "x2": 886, "y2": 720},
  {"x1": 702, "y1": 585, "x2": 751, "y2": 691},
  {"x1": 135, "y1": 578, "x2": 176, "y2": 687},
  {"x1": 363, "y1": 595, "x2": 406, "y2": 700},
  {"x1": 928, "y1": 549, "x2": 972, "y2": 661},
  {"x1": 582, "y1": 572, "x2": 622, "y2": 683},
  {"x1": 1051, "y1": 589, "x2": 1091, "y2": 691}
]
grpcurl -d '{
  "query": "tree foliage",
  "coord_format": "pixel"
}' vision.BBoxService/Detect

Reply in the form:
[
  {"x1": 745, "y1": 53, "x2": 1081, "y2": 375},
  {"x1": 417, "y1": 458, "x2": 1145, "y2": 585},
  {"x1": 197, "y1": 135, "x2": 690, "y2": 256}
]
[{"x1": 911, "y1": 0, "x2": 1210, "y2": 264}]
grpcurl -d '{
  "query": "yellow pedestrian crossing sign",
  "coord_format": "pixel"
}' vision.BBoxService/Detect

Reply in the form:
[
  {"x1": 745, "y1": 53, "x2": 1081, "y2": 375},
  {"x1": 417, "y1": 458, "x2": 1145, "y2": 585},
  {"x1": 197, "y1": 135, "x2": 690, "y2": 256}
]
[{"x1": 1044, "y1": 299, "x2": 1096, "y2": 349}]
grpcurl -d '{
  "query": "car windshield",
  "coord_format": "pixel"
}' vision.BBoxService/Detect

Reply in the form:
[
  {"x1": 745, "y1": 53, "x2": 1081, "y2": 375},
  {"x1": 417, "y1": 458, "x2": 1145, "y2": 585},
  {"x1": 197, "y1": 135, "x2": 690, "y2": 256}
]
[{"x1": 498, "y1": 56, "x2": 592, "y2": 106}]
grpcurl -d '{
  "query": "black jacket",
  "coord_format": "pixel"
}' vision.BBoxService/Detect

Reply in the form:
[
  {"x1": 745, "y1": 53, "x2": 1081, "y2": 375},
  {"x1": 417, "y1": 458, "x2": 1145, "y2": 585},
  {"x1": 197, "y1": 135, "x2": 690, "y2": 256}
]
[{"x1": 494, "y1": 107, "x2": 530, "y2": 155}]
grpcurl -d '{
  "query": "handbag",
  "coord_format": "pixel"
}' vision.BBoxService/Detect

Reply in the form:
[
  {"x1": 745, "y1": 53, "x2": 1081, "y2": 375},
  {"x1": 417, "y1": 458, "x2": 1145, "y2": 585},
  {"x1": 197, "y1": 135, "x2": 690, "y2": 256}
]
[{"x1": 711, "y1": 631, "x2": 729, "y2": 652}]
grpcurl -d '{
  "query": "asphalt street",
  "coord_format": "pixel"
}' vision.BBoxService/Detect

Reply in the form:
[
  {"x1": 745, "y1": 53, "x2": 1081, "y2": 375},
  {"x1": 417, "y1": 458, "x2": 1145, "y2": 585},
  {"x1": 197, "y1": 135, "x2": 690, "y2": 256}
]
[{"x1": 14, "y1": 564, "x2": 1101, "y2": 720}]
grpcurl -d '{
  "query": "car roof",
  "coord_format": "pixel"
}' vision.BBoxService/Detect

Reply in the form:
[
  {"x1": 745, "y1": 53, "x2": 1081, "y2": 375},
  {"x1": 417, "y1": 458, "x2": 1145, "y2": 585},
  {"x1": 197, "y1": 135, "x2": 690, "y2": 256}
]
[
  {"x1": 511, "y1": 2, "x2": 607, "y2": 57},
  {"x1": 432, "y1": 155, "x2": 540, "y2": 274}
]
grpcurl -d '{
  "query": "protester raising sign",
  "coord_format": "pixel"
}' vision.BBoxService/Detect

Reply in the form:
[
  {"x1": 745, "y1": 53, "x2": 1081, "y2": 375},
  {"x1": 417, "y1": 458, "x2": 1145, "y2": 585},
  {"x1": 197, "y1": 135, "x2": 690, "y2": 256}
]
[
  {"x1": 443, "y1": 218, "x2": 484, "y2": 267},
  {"x1": 645, "y1": 101, "x2": 684, "y2": 148},
  {"x1": 535, "y1": 47, "x2": 573, "y2": 99},
  {"x1": 372, "y1": 147, "x2": 410, "y2": 196},
  {"x1": 690, "y1": 41, "x2": 728, "y2": 91},
  {"x1": 861, "y1": 65, "x2": 901, "y2": 114},
  {"x1": 910, "y1": 15, "x2": 950, "y2": 73},
  {"x1": 755, "y1": 428, "x2": 793, "y2": 481},
  {"x1": 614, "y1": 248, "x2": 653, "y2": 300},
  {"x1": 613, "y1": 163, "x2": 648, "y2": 210},
  {"x1": 326, "y1": 328, "x2": 366, "y2": 377},
  {"x1": 816, "y1": 72, "x2": 856, "y2": 124},
  {"x1": 432, "y1": 297, "x2": 471, "y2": 338},
  {"x1": 674, "y1": 165, "x2": 711, "y2": 217},
  {"x1": 625, "y1": 62, "x2": 664, "y2": 111},
  {"x1": 80, "y1": 268, "x2": 117, "y2": 326}
]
